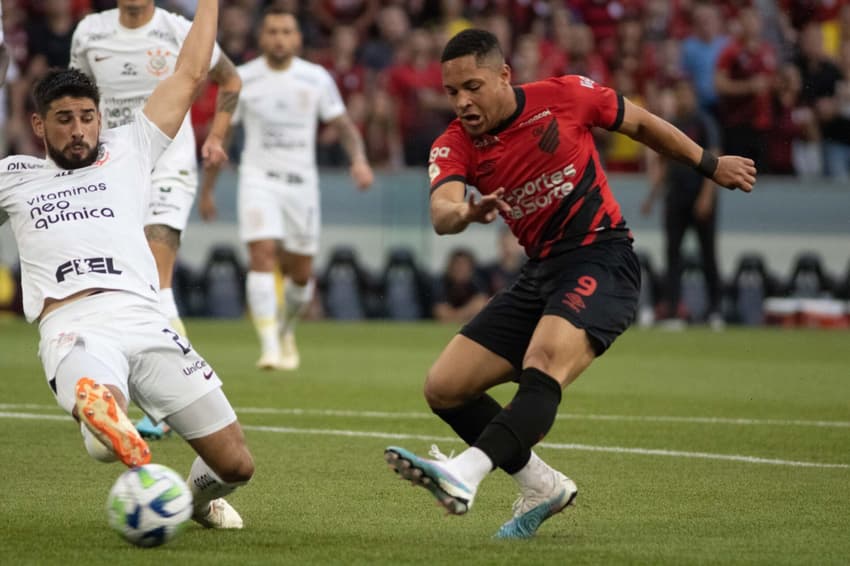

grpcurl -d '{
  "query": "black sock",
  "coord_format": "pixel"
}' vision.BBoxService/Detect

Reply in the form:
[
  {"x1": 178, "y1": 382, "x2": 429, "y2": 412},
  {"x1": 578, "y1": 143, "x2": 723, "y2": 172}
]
[
  {"x1": 472, "y1": 368, "x2": 562, "y2": 470},
  {"x1": 432, "y1": 394, "x2": 531, "y2": 474}
]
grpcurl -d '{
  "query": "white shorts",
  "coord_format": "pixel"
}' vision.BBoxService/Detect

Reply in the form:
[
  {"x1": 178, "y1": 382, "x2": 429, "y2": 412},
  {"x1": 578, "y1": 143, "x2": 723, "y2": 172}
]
[
  {"x1": 38, "y1": 291, "x2": 222, "y2": 423},
  {"x1": 145, "y1": 175, "x2": 197, "y2": 232},
  {"x1": 238, "y1": 171, "x2": 320, "y2": 255}
]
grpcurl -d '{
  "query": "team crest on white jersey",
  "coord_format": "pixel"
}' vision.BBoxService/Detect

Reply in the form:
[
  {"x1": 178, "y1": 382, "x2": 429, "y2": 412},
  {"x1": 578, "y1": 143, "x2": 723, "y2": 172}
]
[{"x1": 146, "y1": 49, "x2": 171, "y2": 77}]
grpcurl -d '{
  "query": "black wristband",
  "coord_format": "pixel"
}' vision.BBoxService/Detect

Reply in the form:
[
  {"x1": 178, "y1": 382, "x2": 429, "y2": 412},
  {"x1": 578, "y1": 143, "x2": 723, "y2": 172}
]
[{"x1": 695, "y1": 150, "x2": 719, "y2": 178}]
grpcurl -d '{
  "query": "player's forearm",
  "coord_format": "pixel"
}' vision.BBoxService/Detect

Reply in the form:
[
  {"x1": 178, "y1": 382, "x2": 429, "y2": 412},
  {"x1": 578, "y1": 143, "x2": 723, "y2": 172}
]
[
  {"x1": 334, "y1": 115, "x2": 368, "y2": 165},
  {"x1": 430, "y1": 198, "x2": 470, "y2": 235},
  {"x1": 208, "y1": 57, "x2": 241, "y2": 141},
  {"x1": 173, "y1": 0, "x2": 218, "y2": 87},
  {"x1": 622, "y1": 107, "x2": 704, "y2": 174}
]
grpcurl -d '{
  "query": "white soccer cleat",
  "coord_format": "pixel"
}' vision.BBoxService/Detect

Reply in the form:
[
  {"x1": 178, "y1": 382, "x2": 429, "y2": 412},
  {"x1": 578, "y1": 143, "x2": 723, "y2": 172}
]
[
  {"x1": 494, "y1": 467, "x2": 577, "y2": 539},
  {"x1": 255, "y1": 352, "x2": 283, "y2": 371},
  {"x1": 193, "y1": 498, "x2": 244, "y2": 529},
  {"x1": 278, "y1": 332, "x2": 300, "y2": 370},
  {"x1": 384, "y1": 445, "x2": 476, "y2": 515}
]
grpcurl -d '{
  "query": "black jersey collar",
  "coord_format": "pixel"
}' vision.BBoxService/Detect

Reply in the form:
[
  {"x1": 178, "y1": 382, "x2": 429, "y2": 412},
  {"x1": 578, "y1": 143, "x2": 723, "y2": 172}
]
[{"x1": 487, "y1": 87, "x2": 526, "y2": 136}]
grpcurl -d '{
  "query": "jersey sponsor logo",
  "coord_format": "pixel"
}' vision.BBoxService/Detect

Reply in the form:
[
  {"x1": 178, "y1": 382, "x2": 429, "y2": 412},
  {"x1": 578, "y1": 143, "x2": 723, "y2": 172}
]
[
  {"x1": 579, "y1": 76, "x2": 595, "y2": 89},
  {"x1": 181, "y1": 359, "x2": 209, "y2": 377},
  {"x1": 146, "y1": 48, "x2": 172, "y2": 77},
  {"x1": 121, "y1": 62, "x2": 138, "y2": 76},
  {"x1": 28, "y1": 182, "x2": 116, "y2": 230},
  {"x1": 429, "y1": 146, "x2": 451, "y2": 163},
  {"x1": 506, "y1": 163, "x2": 577, "y2": 219},
  {"x1": 6, "y1": 161, "x2": 42, "y2": 171},
  {"x1": 86, "y1": 32, "x2": 113, "y2": 42},
  {"x1": 54, "y1": 170, "x2": 74, "y2": 177},
  {"x1": 518, "y1": 109, "x2": 552, "y2": 128},
  {"x1": 55, "y1": 257, "x2": 122, "y2": 282},
  {"x1": 473, "y1": 135, "x2": 499, "y2": 149},
  {"x1": 148, "y1": 29, "x2": 177, "y2": 45},
  {"x1": 534, "y1": 118, "x2": 560, "y2": 154}
]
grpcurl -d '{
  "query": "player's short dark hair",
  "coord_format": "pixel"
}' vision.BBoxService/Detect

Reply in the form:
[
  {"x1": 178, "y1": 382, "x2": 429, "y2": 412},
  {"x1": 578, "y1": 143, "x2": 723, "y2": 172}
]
[
  {"x1": 262, "y1": 5, "x2": 297, "y2": 22},
  {"x1": 440, "y1": 29, "x2": 503, "y2": 65},
  {"x1": 32, "y1": 68, "x2": 100, "y2": 116}
]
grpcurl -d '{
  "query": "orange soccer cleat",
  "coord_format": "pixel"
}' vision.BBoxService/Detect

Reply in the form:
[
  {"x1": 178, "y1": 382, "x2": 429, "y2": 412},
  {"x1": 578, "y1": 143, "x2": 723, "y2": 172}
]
[{"x1": 75, "y1": 377, "x2": 151, "y2": 467}]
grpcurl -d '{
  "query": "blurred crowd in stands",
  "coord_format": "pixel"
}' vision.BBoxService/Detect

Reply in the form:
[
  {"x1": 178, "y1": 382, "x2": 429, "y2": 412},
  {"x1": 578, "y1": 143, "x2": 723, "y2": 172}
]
[{"x1": 3, "y1": 0, "x2": 850, "y2": 178}]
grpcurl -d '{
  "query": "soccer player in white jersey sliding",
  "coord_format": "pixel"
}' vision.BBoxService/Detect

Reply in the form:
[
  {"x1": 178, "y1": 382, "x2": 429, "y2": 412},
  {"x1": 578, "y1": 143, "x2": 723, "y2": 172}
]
[
  {"x1": 70, "y1": 0, "x2": 242, "y2": 437},
  {"x1": 0, "y1": 0, "x2": 252, "y2": 530},
  {"x1": 200, "y1": 7, "x2": 374, "y2": 371}
]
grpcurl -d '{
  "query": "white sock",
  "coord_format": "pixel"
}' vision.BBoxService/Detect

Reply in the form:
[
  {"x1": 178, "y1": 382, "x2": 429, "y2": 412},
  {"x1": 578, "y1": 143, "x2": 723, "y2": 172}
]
[
  {"x1": 446, "y1": 447, "x2": 492, "y2": 489},
  {"x1": 511, "y1": 451, "x2": 550, "y2": 492},
  {"x1": 280, "y1": 278, "x2": 314, "y2": 336},
  {"x1": 187, "y1": 456, "x2": 246, "y2": 516},
  {"x1": 159, "y1": 288, "x2": 187, "y2": 336},
  {"x1": 246, "y1": 271, "x2": 279, "y2": 356},
  {"x1": 80, "y1": 421, "x2": 117, "y2": 463}
]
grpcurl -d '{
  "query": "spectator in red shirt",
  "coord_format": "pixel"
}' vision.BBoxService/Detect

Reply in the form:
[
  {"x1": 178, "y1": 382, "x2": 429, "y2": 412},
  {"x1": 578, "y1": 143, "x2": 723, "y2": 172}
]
[
  {"x1": 564, "y1": 23, "x2": 611, "y2": 86},
  {"x1": 715, "y1": 7, "x2": 778, "y2": 168},
  {"x1": 385, "y1": 29, "x2": 453, "y2": 165},
  {"x1": 769, "y1": 64, "x2": 822, "y2": 176}
]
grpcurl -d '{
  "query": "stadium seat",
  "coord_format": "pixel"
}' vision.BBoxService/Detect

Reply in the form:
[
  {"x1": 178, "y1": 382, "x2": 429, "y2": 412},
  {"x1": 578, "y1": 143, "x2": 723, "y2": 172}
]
[
  {"x1": 728, "y1": 253, "x2": 775, "y2": 326},
  {"x1": 786, "y1": 252, "x2": 834, "y2": 299},
  {"x1": 319, "y1": 246, "x2": 373, "y2": 320},
  {"x1": 379, "y1": 247, "x2": 433, "y2": 320},
  {"x1": 201, "y1": 245, "x2": 247, "y2": 318}
]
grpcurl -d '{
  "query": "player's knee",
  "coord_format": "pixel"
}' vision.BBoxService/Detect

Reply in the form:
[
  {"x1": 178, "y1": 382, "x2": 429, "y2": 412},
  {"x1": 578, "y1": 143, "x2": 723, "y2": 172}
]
[
  {"x1": 423, "y1": 372, "x2": 468, "y2": 409},
  {"x1": 215, "y1": 448, "x2": 255, "y2": 484},
  {"x1": 522, "y1": 346, "x2": 558, "y2": 377}
]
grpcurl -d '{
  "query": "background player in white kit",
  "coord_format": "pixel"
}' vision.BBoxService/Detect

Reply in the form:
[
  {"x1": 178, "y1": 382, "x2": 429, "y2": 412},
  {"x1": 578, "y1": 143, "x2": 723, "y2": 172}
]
[
  {"x1": 71, "y1": 0, "x2": 241, "y2": 436},
  {"x1": 200, "y1": 7, "x2": 373, "y2": 371},
  {"x1": 70, "y1": 0, "x2": 242, "y2": 338},
  {"x1": 0, "y1": 0, "x2": 252, "y2": 529}
]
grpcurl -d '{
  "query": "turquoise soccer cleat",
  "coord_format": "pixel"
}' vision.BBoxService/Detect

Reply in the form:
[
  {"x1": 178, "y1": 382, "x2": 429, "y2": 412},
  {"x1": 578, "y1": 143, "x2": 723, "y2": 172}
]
[
  {"x1": 494, "y1": 471, "x2": 577, "y2": 539},
  {"x1": 135, "y1": 414, "x2": 172, "y2": 440}
]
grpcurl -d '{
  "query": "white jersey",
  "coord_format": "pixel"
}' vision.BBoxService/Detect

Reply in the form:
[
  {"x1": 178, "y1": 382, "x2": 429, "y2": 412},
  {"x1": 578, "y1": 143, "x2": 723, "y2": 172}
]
[
  {"x1": 0, "y1": 112, "x2": 171, "y2": 322},
  {"x1": 234, "y1": 56, "x2": 345, "y2": 179},
  {"x1": 70, "y1": 8, "x2": 221, "y2": 184}
]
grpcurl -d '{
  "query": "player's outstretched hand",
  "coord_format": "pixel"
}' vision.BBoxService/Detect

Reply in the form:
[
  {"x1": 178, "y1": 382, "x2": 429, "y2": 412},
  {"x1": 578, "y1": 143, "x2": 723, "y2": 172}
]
[
  {"x1": 713, "y1": 156, "x2": 756, "y2": 192},
  {"x1": 464, "y1": 187, "x2": 512, "y2": 225},
  {"x1": 199, "y1": 192, "x2": 217, "y2": 222},
  {"x1": 201, "y1": 135, "x2": 229, "y2": 168},
  {"x1": 351, "y1": 159, "x2": 374, "y2": 191}
]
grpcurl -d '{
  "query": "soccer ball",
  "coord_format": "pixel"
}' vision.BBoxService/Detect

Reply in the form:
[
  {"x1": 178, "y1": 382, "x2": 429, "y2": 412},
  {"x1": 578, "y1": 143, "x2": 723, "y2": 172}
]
[{"x1": 106, "y1": 463, "x2": 193, "y2": 548}]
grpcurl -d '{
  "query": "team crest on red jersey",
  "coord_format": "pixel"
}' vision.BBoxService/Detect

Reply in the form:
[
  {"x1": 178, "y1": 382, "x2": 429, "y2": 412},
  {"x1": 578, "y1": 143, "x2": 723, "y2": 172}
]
[{"x1": 534, "y1": 118, "x2": 560, "y2": 154}]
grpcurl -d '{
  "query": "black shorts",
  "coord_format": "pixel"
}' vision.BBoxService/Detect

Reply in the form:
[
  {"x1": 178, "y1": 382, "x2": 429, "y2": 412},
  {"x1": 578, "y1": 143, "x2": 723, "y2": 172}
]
[{"x1": 460, "y1": 238, "x2": 640, "y2": 370}]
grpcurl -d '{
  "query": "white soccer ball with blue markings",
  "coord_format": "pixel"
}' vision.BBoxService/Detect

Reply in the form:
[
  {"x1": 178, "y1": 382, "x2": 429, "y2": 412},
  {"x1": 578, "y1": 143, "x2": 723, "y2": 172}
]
[{"x1": 106, "y1": 463, "x2": 193, "y2": 548}]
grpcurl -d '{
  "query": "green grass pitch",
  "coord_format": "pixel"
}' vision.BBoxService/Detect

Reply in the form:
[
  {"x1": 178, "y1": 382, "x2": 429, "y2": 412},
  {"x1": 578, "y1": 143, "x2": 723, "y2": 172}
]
[{"x1": 0, "y1": 318, "x2": 847, "y2": 565}]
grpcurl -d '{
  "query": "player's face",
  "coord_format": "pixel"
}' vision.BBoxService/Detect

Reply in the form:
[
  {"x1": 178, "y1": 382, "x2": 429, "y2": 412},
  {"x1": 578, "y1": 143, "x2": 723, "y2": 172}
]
[
  {"x1": 32, "y1": 97, "x2": 102, "y2": 170},
  {"x1": 260, "y1": 14, "x2": 301, "y2": 64},
  {"x1": 117, "y1": 0, "x2": 153, "y2": 16},
  {"x1": 442, "y1": 55, "x2": 511, "y2": 136}
]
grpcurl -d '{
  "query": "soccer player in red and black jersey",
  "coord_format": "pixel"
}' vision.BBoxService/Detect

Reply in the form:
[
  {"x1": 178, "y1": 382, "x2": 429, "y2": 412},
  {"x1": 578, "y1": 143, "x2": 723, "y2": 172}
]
[{"x1": 384, "y1": 29, "x2": 756, "y2": 539}]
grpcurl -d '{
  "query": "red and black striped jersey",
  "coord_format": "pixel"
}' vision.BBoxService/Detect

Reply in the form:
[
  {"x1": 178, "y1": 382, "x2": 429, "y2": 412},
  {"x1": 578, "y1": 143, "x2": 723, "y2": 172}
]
[{"x1": 429, "y1": 75, "x2": 632, "y2": 259}]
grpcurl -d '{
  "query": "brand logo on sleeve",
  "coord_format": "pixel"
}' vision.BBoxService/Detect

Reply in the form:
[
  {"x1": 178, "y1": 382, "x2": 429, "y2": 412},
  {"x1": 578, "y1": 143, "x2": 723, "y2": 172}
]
[{"x1": 55, "y1": 257, "x2": 122, "y2": 282}]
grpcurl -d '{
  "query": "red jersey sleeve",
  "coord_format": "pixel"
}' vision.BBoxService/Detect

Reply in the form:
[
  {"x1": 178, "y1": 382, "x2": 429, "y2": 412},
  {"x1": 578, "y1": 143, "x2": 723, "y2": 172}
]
[
  {"x1": 550, "y1": 75, "x2": 624, "y2": 131},
  {"x1": 428, "y1": 125, "x2": 474, "y2": 193}
]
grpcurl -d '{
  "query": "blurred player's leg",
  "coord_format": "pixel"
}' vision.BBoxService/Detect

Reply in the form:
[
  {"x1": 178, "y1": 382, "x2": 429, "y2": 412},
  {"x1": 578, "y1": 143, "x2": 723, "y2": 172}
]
[
  {"x1": 145, "y1": 224, "x2": 187, "y2": 337},
  {"x1": 278, "y1": 251, "x2": 315, "y2": 371},
  {"x1": 166, "y1": 391, "x2": 253, "y2": 529},
  {"x1": 247, "y1": 239, "x2": 282, "y2": 369}
]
